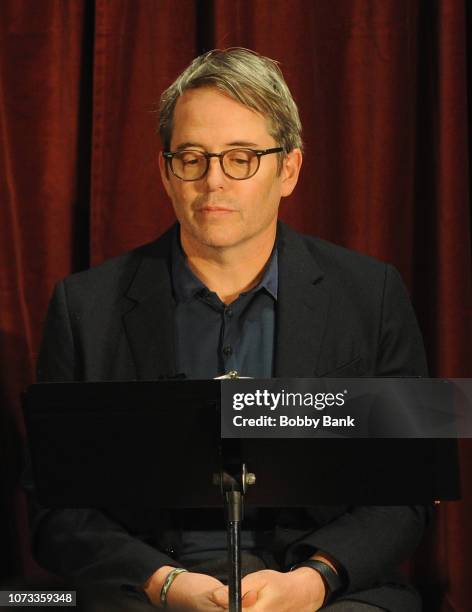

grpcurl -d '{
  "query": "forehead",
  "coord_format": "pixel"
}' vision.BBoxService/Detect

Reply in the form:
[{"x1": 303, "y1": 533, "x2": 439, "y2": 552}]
[{"x1": 171, "y1": 87, "x2": 274, "y2": 148}]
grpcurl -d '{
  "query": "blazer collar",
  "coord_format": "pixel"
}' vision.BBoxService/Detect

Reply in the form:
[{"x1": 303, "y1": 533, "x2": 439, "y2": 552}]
[
  {"x1": 274, "y1": 222, "x2": 329, "y2": 377},
  {"x1": 123, "y1": 225, "x2": 178, "y2": 380}
]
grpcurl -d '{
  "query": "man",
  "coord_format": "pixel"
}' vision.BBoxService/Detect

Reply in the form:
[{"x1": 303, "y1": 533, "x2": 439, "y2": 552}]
[{"x1": 32, "y1": 49, "x2": 430, "y2": 611}]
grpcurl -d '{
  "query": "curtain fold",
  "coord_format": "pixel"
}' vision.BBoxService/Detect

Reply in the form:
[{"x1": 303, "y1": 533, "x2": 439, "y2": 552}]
[
  {"x1": 90, "y1": 0, "x2": 199, "y2": 264},
  {"x1": 1, "y1": 1, "x2": 470, "y2": 609},
  {"x1": 0, "y1": 0, "x2": 89, "y2": 576}
]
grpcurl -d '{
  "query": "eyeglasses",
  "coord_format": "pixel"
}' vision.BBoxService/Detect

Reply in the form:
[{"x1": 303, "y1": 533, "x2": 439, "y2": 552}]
[{"x1": 163, "y1": 147, "x2": 284, "y2": 181}]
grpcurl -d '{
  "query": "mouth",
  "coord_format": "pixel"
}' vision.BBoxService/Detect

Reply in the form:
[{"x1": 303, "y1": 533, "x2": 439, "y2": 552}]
[{"x1": 197, "y1": 206, "x2": 236, "y2": 214}]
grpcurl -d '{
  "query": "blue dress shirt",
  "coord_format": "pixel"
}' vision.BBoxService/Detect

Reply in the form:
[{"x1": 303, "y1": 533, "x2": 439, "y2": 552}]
[{"x1": 171, "y1": 231, "x2": 278, "y2": 379}]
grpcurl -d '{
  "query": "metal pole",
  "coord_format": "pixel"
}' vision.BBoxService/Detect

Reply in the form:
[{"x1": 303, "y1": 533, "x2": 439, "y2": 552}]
[{"x1": 226, "y1": 490, "x2": 242, "y2": 612}]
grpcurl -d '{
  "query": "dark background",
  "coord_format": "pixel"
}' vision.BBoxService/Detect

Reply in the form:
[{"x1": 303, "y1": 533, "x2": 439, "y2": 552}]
[{"x1": 1, "y1": 1, "x2": 471, "y2": 610}]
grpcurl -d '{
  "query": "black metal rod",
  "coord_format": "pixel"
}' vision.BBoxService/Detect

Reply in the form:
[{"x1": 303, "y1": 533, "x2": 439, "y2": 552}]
[{"x1": 226, "y1": 490, "x2": 242, "y2": 612}]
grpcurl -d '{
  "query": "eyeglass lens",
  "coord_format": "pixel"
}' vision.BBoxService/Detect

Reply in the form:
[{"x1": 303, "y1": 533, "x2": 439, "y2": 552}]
[{"x1": 171, "y1": 149, "x2": 259, "y2": 180}]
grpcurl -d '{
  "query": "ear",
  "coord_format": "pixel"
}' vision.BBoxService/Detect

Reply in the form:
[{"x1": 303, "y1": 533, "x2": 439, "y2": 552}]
[
  {"x1": 280, "y1": 148, "x2": 303, "y2": 198},
  {"x1": 158, "y1": 151, "x2": 172, "y2": 198}
]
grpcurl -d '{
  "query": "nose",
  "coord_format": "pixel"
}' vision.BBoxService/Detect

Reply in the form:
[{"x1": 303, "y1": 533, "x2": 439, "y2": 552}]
[{"x1": 203, "y1": 155, "x2": 227, "y2": 190}]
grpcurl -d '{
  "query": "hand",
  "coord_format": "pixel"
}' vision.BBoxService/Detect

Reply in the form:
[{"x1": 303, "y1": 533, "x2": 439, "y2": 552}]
[
  {"x1": 144, "y1": 565, "x2": 228, "y2": 611},
  {"x1": 212, "y1": 568, "x2": 325, "y2": 612}
]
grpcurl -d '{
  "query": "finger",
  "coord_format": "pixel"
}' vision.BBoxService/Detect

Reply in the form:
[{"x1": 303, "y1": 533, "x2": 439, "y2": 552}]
[
  {"x1": 210, "y1": 586, "x2": 229, "y2": 608},
  {"x1": 242, "y1": 590, "x2": 258, "y2": 607}
]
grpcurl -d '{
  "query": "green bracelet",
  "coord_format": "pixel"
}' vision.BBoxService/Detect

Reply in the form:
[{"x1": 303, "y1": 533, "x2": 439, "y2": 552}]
[{"x1": 160, "y1": 567, "x2": 189, "y2": 607}]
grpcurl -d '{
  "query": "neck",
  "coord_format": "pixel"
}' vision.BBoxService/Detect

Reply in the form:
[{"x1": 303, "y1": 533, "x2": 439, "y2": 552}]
[{"x1": 180, "y1": 226, "x2": 277, "y2": 304}]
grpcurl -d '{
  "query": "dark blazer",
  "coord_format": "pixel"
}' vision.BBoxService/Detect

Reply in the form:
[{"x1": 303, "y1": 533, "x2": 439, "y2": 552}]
[{"x1": 32, "y1": 222, "x2": 431, "y2": 610}]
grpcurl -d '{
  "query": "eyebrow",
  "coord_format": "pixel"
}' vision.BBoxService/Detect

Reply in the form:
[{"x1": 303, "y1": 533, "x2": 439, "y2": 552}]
[{"x1": 174, "y1": 140, "x2": 260, "y2": 151}]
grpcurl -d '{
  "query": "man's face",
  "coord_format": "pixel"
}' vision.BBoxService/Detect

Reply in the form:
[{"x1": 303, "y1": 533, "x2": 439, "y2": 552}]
[{"x1": 159, "y1": 87, "x2": 301, "y2": 253}]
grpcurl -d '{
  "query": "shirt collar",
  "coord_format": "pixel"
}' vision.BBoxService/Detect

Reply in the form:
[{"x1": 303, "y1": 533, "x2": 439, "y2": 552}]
[{"x1": 171, "y1": 227, "x2": 278, "y2": 303}]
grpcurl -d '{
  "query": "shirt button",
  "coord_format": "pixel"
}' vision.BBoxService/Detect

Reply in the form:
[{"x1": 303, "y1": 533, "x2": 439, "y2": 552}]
[
  {"x1": 223, "y1": 345, "x2": 233, "y2": 356},
  {"x1": 225, "y1": 307, "x2": 233, "y2": 317}
]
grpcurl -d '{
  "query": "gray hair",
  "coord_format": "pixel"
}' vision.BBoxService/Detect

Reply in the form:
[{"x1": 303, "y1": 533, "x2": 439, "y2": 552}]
[{"x1": 158, "y1": 48, "x2": 303, "y2": 154}]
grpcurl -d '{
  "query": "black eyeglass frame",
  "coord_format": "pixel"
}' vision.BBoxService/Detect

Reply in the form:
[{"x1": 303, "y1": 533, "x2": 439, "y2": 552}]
[{"x1": 163, "y1": 147, "x2": 284, "y2": 181}]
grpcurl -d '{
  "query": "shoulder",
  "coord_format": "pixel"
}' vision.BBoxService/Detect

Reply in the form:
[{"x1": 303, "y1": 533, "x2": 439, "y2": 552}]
[
  {"x1": 58, "y1": 225, "x2": 175, "y2": 300},
  {"x1": 277, "y1": 224, "x2": 426, "y2": 376},
  {"x1": 277, "y1": 223, "x2": 414, "y2": 337},
  {"x1": 302, "y1": 231, "x2": 386, "y2": 272},
  {"x1": 278, "y1": 222, "x2": 393, "y2": 293}
]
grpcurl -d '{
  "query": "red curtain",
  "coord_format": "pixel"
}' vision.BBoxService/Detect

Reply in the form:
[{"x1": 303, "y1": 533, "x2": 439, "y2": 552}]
[{"x1": 1, "y1": 1, "x2": 470, "y2": 609}]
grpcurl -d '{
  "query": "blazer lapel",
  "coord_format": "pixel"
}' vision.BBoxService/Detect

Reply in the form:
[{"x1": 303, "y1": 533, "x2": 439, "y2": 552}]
[
  {"x1": 274, "y1": 223, "x2": 329, "y2": 377},
  {"x1": 122, "y1": 228, "x2": 177, "y2": 380}
]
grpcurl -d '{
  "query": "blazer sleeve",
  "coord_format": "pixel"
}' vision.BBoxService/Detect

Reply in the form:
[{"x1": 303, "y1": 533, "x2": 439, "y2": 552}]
[
  {"x1": 283, "y1": 264, "x2": 432, "y2": 595},
  {"x1": 28, "y1": 280, "x2": 181, "y2": 587}
]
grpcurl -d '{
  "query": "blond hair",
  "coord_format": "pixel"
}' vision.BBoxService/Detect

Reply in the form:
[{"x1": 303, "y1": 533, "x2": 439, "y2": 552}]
[{"x1": 158, "y1": 48, "x2": 303, "y2": 155}]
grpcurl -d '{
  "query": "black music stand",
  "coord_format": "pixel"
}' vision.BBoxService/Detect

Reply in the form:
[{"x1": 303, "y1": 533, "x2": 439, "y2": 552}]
[{"x1": 23, "y1": 381, "x2": 460, "y2": 612}]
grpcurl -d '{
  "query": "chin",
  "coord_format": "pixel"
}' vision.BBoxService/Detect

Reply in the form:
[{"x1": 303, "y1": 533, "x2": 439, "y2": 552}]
[{"x1": 188, "y1": 225, "x2": 244, "y2": 250}]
